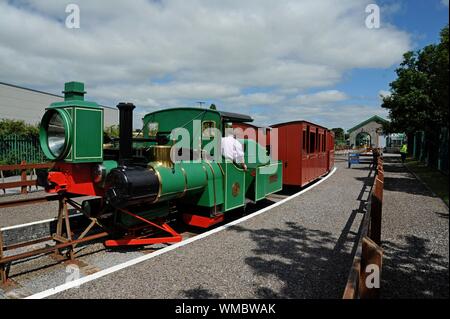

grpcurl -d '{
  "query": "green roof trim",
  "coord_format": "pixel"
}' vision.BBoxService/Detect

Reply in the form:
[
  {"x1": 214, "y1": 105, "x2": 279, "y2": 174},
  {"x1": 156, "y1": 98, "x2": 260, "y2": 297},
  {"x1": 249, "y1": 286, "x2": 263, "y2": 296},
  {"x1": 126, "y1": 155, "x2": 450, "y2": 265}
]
[
  {"x1": 49, "y1": 100, "x2": 101, "y2": 109},
  {"x1": 347, "y1": 115, "x2": 389, "y2": 133}
]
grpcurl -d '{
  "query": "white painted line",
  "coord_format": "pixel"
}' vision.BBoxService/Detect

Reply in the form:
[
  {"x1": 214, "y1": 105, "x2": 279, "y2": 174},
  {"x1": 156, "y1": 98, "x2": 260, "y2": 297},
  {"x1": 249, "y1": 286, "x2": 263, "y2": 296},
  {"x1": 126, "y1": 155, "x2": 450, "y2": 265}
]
[
  {"x1": 1, "y1": 213, "x2": 83, "y2": 232},
  {"x1": 26, "y1": 166, "x2": 337, "y2": 299}
]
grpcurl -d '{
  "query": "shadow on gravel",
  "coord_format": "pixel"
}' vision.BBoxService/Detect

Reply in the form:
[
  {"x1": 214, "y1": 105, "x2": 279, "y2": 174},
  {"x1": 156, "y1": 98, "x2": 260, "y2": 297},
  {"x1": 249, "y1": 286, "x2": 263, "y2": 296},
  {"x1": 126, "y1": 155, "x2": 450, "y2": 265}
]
[
  {"x1": 201, "y1": 165, "x2": 377, "y2": 298},
  {"x1": 382, "y1": 164, "x2": 433, "y2": 197},
  {"x1": 434, "y1": 211, "x2": 449, "y2": 219},
  {"x1": 226, "y1": 222, "x2": 354, "y2": 298},
  {"x1": 177, "y1": 161, "x2": 376, "y2": 299},
  {"x1": 349, "y1": 165, "x2": 376, "y2": 172},
  {"x1": 277, "y1": 185, "x2": 303, "y2": 196},
  {"x1": 382, "y1": 235, "x2": 449, "y2": 298},
  {"x1": 337, "y1": 166, "x2": 375, "y2": 258},
  {"x1": 353, "y1": 164, "x2": 375, "y2": 192},
  {"x1": 383, "y1": 156, "x2": 401, "y2": 164},
  {"x1": 182, "y1": 286, "x2": 220, "y2": 299}
]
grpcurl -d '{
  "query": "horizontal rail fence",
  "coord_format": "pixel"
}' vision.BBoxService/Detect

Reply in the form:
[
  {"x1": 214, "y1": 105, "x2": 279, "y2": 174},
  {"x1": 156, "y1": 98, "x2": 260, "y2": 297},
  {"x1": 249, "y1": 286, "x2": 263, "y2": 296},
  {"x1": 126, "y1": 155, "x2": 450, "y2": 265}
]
[
  {"x1": 343, "y1": 149, "x2": 384, "y2": 299},
  {"x1": 0, "y1": 195, "x2": 107, "y2": 285},
  {"x1": 0, "y1": 134, "x2": 46, "y2": 166},
  {"x1": 0, "y1": 161, "x2": 54, "y2": 195},
  {"x1": 347, "y1": 147, "x2": 380, "y2": 168}
]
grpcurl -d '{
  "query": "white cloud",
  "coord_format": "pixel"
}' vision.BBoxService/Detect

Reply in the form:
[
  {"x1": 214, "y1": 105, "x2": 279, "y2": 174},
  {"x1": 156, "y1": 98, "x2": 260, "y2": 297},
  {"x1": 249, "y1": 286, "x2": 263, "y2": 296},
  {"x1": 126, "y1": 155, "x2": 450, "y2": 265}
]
[
  {"x1": 380, "y1": 2, "x2": 403, "y2": 16},
  {"x1": 0, "y1": 0, "x2": 410, "y2": 129},
  {"x1": 254, "y1": 102, "x2": 389, "y2": 130},
  {"x1": 441, "y1": 0, "x2": 449, "y2": 8},
  {"x1": 224, "y1": 93, "x2": 284, "y2": 106},
  {"x1": 293, "y1": 90, "x2": 349, "y2": 105},
  {"x1": 378, "y1": 89, "x2": 391, "y2": 101}
]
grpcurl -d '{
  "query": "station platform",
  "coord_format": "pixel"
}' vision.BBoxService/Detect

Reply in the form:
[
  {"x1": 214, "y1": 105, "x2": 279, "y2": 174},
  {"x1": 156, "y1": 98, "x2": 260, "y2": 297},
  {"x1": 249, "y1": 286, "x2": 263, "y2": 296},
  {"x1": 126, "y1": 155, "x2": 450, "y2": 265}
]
[{"x1": 46, "y1": 157, "x2": 372, "y2": 299}]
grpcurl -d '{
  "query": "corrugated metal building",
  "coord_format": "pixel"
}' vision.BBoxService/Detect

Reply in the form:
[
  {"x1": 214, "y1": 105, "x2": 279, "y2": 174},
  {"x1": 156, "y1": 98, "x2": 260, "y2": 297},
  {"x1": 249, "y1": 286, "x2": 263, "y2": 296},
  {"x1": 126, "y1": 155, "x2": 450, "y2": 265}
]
[{"x1": 0, "y1": 82, "x2": 118, "y2": 127}]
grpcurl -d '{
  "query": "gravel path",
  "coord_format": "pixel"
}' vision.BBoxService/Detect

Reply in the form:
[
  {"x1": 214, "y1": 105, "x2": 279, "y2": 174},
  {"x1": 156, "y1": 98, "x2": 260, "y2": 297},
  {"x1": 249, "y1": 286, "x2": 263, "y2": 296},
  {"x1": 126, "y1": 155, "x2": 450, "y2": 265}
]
[
  {"x1": 381, "y1": 158, "x2": 449, "y2": 298},
  {"x1": 53, "y1": 157, "x2": 374, "y2": 299}
]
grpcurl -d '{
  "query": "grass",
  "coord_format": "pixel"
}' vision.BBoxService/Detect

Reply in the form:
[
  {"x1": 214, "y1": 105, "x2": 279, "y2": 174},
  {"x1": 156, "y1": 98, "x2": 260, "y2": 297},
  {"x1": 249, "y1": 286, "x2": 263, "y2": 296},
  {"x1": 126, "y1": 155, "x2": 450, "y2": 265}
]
[{"x1": 406, "y1": 159, "x2": 449, "y2": 206}]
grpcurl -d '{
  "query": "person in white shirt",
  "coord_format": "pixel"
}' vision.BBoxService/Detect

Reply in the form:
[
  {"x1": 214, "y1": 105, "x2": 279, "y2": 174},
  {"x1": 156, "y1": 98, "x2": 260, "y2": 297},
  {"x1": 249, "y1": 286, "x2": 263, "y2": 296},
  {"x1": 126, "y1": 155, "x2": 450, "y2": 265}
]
[{"x1": 221, "y1": 124, "x2": 248, "y2": 171}]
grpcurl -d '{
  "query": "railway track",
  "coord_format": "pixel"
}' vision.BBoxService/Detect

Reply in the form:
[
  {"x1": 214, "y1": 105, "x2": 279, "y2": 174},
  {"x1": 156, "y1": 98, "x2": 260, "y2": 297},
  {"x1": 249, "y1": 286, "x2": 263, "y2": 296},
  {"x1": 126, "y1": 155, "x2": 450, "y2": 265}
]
[{"x1": 0, "y1": 195, "x2": 60, "y2": 209}]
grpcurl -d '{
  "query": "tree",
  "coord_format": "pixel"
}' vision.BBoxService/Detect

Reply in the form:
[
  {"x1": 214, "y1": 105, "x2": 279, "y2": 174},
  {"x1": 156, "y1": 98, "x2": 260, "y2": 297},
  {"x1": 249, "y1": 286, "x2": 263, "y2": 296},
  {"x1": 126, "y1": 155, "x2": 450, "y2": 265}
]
[
  {"x1": 331, "y1": 128, "x2": 345, "y2": 141},
  {"x1": 0, "y1": 119, "x2": 41, "y2": 166},
  {"x1": 104, "y1": 125, "x2": 120, "y2": 137},
  {"x1": 103, "y1": 125, "x2": 120, "y2": 144},
  {"x1": 0, "y1": 119, "x2": 39, "y2": 137},
  {"x1": 381, "y1": 25, "x2": 449, "y2": 166},
  {"x1": 383, "y1": 25, "x2": 449, "y2": 132}
]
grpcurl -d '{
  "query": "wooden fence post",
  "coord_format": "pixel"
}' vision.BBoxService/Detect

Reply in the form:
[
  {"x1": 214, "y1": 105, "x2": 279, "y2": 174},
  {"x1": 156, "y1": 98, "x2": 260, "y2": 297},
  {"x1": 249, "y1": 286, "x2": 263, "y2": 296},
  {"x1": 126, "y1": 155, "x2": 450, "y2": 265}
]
[
  {"x1": 370, "y1": 178, "x2": 384, "y2": 246},
  {"x1": 20, "y1": 160, "x2": 28, "y2": 194},
  {"x1": 342, "y1": 258, "x2": 361, "y2": 299},
  {"x1": 0, "y1": 170, "x2": 5, "y2": 194},
  {"x1": 0, "y1": 231, "x2": 6, "y2": 285},
  {"x1": 359, "y1": 237, "x2": 383, "y2": 299}
]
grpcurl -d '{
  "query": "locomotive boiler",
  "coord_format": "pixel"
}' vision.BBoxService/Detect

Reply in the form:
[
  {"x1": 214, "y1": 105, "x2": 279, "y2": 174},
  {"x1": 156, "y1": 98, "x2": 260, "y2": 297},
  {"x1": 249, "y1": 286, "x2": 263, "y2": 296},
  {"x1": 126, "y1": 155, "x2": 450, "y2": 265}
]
[{"x1": 37, "y1": 82, "x2": 283, "y2": 246}]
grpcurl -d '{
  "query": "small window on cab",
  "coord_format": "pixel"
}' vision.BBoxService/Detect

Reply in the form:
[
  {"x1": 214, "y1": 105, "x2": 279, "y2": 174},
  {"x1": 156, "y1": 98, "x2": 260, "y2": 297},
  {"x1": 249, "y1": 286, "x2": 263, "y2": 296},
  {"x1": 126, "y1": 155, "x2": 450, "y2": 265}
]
[
  {"x1": 147, "y1": 122, "x2": 159, "y2": 137},
  {"x1": 202, "y1": 121, "x2": 216, "y2": 139}
]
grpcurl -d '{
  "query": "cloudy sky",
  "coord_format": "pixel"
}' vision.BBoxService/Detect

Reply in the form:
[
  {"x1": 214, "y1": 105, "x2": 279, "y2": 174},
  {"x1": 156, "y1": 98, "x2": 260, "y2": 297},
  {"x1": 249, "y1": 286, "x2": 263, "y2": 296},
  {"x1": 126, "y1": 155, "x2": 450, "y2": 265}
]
[{"x1": 0, "y1": 0, "x2": 448, "y2": 129}]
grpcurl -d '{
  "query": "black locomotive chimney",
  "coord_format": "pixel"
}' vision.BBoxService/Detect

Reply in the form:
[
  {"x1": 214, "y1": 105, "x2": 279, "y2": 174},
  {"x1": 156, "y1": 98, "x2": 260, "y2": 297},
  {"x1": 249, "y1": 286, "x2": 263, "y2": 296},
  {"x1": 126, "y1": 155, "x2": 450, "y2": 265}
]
[{"x1": 117, "y1": 102, "x2": 136, "y2": 163}]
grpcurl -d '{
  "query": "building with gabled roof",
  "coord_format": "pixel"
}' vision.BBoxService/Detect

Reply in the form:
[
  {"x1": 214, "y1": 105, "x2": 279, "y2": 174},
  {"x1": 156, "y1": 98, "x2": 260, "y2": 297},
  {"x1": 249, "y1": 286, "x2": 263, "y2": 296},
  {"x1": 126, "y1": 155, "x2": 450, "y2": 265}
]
[{"x1": 347, "y1": 115, "x2": 388, "y2": 148}]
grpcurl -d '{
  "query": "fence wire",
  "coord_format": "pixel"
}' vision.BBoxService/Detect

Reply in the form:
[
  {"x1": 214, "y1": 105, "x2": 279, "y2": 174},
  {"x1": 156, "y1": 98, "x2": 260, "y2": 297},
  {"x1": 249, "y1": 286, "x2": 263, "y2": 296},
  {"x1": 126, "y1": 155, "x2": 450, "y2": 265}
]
[{"x1": 0, "y1": 134, "x2": 46, "y2": 165}]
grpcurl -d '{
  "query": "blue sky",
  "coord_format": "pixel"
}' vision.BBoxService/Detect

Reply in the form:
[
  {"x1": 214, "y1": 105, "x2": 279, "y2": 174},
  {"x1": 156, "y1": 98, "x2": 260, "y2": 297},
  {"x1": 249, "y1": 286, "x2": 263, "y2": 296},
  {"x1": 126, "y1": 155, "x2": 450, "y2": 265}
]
[
  {"x1": 0, "y1": 0, "x2": 448, "y2": 130},
  {"x1": 336, "y1": 0, "x2": 449, "y2": 107}
]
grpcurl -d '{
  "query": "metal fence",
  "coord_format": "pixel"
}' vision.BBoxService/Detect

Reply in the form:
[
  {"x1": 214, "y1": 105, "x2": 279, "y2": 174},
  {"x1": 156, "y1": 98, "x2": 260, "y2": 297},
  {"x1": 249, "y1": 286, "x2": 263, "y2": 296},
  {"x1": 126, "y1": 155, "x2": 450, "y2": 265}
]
[
  {"x1": 412, "y1": 127, "x2": 449, "y2": 175},
  {"x1": 438, "y1": 127, "x2": 449, "y2": 175},
  {"x1": 0, "y1": 134, "x2": 46, "y2": 165}
]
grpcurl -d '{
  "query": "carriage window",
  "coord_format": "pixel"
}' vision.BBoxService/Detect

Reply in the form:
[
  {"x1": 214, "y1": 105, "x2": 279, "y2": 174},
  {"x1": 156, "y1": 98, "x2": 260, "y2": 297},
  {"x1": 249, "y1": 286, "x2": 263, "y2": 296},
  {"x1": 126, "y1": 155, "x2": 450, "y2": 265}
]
[
  {"x1": 322, "y1": 135, "x2": 326, "y2": 152},
  {"x1": 306, "y1": 126, "x2": 310, "y2": 154},
  {"x1": 317, "y1": 134, "x2": 321, "y2": 152},
  {"x1": 302, "y1": 130, "x2": 307, "y2": 153},
  {"x1": 320, "y1": 134, "x2": 322, "y2": 152},
  {"x1": 316, "y1": 128, "x2": 319, "y2": 151},
  {"x1": 318, "y1": 133, "x2": 321, "y2": 152},
  {"x1": 202, "y1": 121, "x2": 216, "y2": 138},
  {"x1": 309, "y1": 131, "x2": 316, "y2": 153}
]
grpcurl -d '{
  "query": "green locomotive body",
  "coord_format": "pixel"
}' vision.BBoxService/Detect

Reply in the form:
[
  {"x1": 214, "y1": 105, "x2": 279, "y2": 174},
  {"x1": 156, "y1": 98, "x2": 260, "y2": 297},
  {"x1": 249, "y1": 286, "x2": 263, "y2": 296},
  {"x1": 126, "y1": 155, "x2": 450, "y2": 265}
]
[{"x1": 38, "y1": 82, "x2": 282, "y2": 245}]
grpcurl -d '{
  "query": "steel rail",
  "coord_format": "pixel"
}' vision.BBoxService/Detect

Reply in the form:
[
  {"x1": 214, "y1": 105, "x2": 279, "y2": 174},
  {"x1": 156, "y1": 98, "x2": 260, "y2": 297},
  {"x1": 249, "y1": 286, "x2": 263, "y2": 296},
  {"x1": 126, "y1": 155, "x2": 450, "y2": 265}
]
[
  {"x1": 0, "y1": 193, "x2": 84, "y2": 209},
  {"x1": 0, "y1": 195, "x2": 61, "y2": 209}
]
